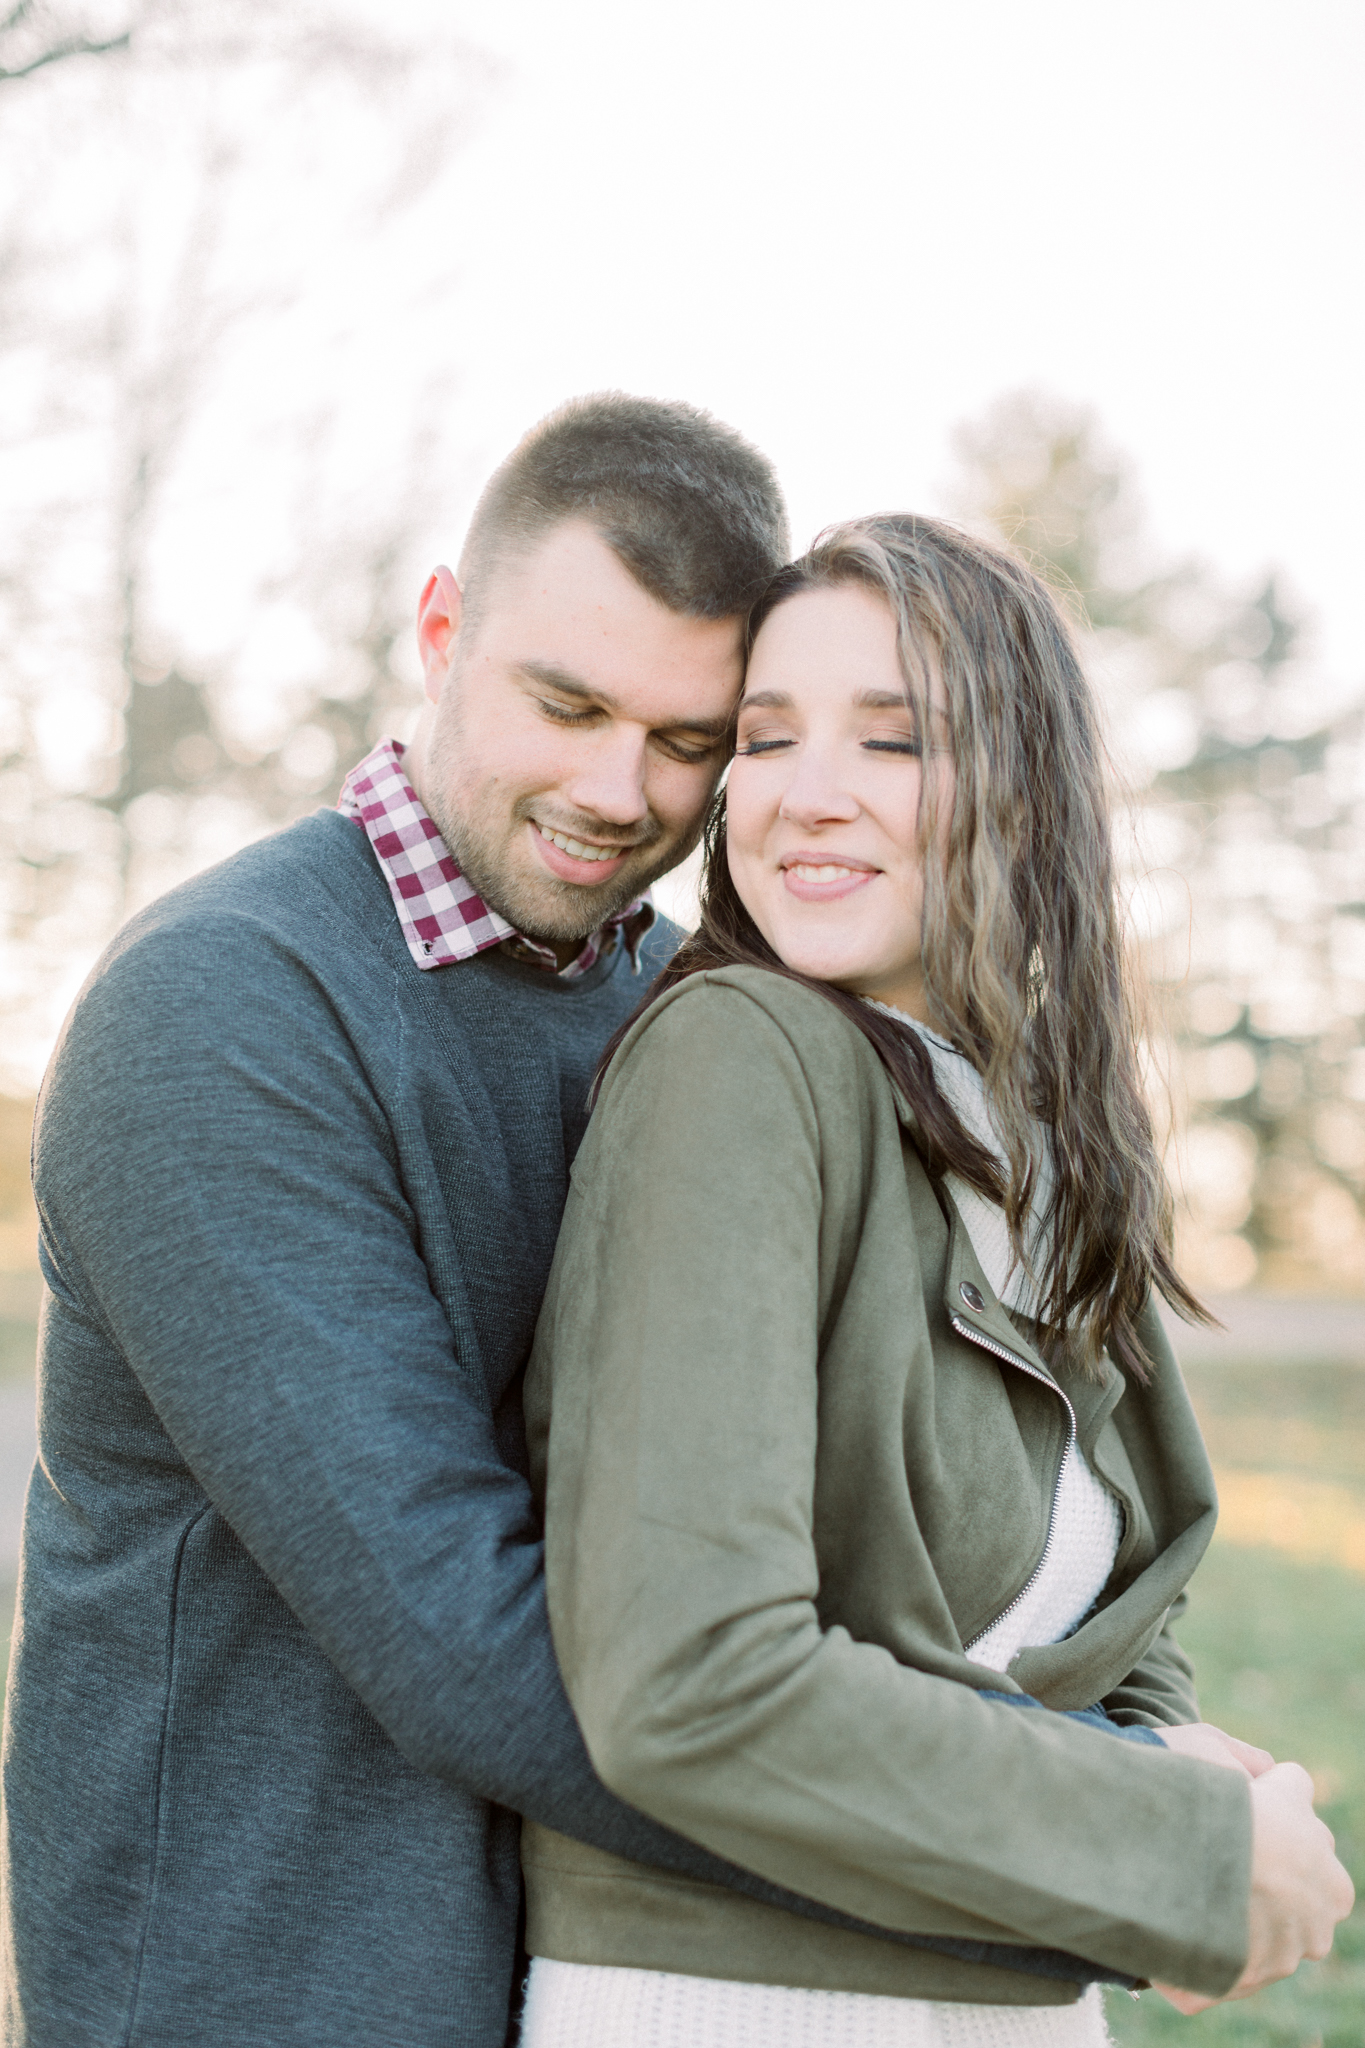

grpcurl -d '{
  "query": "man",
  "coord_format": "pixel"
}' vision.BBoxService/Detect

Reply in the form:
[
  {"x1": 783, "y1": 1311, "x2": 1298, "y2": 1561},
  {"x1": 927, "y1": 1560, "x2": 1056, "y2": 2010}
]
[{"x1": 1, "y1": 394, "x2": 796, "y2": 2046}]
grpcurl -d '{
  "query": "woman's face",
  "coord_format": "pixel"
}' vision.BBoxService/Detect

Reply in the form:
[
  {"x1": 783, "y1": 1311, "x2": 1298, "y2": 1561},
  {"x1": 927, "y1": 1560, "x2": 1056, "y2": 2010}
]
[{"x1": 727, "y1": 584, "x2": 955, "y2": 1022}]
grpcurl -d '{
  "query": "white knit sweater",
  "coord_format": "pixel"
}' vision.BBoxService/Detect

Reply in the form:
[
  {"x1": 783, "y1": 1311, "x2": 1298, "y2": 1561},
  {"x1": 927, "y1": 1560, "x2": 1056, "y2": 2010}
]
[
  {"x1": 521, "y1": 1963, "x2": 1112, "y2": 2046},
  {"x1": 522, "y1": 1011, "x2": 1120, "y2": 2047}
]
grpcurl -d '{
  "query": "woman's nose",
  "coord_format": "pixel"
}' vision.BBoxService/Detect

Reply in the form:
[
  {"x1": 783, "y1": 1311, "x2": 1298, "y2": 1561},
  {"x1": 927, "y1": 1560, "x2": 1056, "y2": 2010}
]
[{"x1": 777, "y1": 751, "x2": 860, "y2": 830}]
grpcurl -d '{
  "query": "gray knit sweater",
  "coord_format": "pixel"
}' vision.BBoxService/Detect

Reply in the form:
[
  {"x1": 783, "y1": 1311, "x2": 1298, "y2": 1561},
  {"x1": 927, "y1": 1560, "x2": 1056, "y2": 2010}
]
[{"x1": 1, "y1": 809, "x2": 748, "y2": 2048}]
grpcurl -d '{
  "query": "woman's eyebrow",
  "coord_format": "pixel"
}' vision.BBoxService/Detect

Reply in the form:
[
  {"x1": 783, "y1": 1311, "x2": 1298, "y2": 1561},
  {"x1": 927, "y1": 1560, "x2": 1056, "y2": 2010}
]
[
  {"x1": 740, "y1": 687, "x2": 917, "y2": 712},
  {"x1": 854, "y1": 689, "x2": 914, "y2": 710}
]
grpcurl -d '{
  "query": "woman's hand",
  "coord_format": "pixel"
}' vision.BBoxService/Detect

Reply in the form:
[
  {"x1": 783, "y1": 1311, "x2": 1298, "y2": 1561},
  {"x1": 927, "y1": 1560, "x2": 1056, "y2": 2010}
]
[
  {"x1": 1156, "y1": 1721, "x2": 1275, "y2": 1777},
  {"x1": 1154, "y1": 1761, "x2": 1355, "y2": 2014}
]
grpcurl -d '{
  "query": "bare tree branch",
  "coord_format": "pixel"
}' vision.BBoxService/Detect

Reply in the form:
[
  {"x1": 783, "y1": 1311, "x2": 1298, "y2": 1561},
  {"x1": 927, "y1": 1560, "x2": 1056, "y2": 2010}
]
[
  {"x1": 0, "y1": 31, "x2": 127, "y2": 78},
  {"x1": 0, "y1": 0, "x2": 130, "y2": 83}
]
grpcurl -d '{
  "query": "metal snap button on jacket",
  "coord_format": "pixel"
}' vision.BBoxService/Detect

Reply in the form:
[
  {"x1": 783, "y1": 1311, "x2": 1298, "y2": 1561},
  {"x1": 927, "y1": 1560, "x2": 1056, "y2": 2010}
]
[{"x1": 959, "y1": 1281, "x2": 985, "y2": 1311}]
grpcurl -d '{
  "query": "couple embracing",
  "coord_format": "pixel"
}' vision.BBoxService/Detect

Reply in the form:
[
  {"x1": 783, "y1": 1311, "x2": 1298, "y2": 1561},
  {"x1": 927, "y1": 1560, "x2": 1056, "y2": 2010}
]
[{"x1": 2, "y1": 394, "x2": 1351, "y2": 2047}]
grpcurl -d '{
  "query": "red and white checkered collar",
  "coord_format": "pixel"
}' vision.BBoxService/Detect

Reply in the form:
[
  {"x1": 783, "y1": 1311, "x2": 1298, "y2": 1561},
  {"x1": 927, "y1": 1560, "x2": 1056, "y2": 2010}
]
[{"x1": 337, "y1": 739, "x2": 654, "y2": 980}]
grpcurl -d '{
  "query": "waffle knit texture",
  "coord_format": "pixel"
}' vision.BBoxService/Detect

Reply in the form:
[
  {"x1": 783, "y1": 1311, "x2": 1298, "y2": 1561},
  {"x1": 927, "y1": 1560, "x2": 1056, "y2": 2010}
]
[{"x1": 521, "y1": 1963, "x2": 1113, "y2": 2047}]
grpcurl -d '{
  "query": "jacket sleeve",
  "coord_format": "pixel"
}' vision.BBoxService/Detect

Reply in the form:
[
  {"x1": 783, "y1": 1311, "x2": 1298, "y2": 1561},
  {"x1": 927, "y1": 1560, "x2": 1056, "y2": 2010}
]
[
  {"x1": 535, "y1": 977, "x2": 1253, "y2": 1998},
  {"x1": 1101, "y1": 1595, "x2": 1202, "y2": 1727},
  {"x1": 27, "y1": 907, "x2": 851, "y2": 1884}
]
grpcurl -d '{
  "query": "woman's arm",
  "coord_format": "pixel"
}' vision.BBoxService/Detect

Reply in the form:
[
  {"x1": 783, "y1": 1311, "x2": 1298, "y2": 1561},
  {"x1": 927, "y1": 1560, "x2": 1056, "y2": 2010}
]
[
  {"x1": 534, "y1": 975, "x2": 1253, "y2": 1998},
  {"x1": 1101, "y1": 1596, "x2": 1200, "y2": 1725}
]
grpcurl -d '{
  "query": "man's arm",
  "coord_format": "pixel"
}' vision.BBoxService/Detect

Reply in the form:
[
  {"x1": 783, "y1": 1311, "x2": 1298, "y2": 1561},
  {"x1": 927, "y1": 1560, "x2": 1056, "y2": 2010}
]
[{"x1": 31, "y1": 906, "x2": 764, "y2": 1876}]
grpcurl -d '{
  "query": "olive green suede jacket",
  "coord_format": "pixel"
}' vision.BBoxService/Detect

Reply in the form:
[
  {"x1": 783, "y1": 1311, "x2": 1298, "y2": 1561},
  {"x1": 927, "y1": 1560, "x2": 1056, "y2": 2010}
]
[{"x1": 522, "y1": 966, "x2": 1252, "y2": 2006}]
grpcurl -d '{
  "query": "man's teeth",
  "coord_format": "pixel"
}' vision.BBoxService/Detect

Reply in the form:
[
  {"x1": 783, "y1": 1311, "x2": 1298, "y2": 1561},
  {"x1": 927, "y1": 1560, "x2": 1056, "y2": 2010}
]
[
  {"x1": 537, "y1": 824, "x2": 620, "y2": 863},
  {"x1": 789, "y1": 863, "x2": 862, "y2": 882}
]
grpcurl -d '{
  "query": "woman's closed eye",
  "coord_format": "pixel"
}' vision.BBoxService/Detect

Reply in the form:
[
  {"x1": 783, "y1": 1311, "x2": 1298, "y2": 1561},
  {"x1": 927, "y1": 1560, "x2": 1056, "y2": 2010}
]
[
  {"x1": 735, "y1": 731, "x2": 924, "y2": 757},
  {"x1": 735, "y1": 734, "x2": 795, "y2": 756},
  {"x1": 863, "y1": 733, "x2": 922, "y2": 755}
]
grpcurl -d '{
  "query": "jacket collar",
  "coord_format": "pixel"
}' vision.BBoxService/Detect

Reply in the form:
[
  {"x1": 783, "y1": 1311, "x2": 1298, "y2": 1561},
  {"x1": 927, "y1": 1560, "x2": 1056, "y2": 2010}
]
[
  {"x1": 895, "y1": 1070, "x2": 1129, "y2": 1430},
  {"x1": 932, "y1": 1170, "x2": 1127, "y2": 1449},
  {"x1": 937, "y1": 1192, "x2": 1057, "y2": 1384}
]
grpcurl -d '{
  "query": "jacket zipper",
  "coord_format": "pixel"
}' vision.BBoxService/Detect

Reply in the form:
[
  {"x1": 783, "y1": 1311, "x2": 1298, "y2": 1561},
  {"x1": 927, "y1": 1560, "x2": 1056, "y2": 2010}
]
[
  {"x1": 950, "y1": 1313, "x2": 1078, "y2": 1655},
  {"x1": 953, "y1": 1312, "x2": 1146, "y2": 2001}
]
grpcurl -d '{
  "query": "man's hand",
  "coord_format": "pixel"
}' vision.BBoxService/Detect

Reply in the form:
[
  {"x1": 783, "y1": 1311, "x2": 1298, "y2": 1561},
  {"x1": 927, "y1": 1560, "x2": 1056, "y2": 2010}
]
[
  {"x1": 1156, "y1": 1721, "x2": 1275, "y2": 1778},
  {"x1": 1154, "y1": 1761, "x2": 1355, "y2": 2014}
]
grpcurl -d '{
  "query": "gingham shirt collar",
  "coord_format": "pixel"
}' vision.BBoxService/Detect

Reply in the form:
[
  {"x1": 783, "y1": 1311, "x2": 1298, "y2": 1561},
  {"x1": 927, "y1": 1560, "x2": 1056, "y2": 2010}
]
[{"x1": 337, "y1": 738, "x2": 654, "y2": 979}]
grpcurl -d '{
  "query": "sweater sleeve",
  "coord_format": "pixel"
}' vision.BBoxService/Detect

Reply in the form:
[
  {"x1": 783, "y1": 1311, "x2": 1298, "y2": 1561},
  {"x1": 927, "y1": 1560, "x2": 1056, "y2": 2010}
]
[{"x1": 535, "y1": 976, "x2": 1252, "y2": 1998}]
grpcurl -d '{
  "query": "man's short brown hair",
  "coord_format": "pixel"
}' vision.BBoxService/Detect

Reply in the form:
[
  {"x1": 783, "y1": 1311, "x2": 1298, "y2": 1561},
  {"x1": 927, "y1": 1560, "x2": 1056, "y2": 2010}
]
[{"x1": 457, "y1": 392, "x2": 789, "y2": 623}]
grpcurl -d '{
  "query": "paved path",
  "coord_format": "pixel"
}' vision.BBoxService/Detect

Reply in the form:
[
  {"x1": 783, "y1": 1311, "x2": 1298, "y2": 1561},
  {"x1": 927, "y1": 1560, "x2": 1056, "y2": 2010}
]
[
  {"x1": 0, "y1": 1295, "x2": 1361, "y2": 1580},
  {"x1": 0, "y1": 1377, "x2": 36, "y2": 1576},
  {"x1": 1162, "y1": 1294, "x2": 1365, "y2": 1365}
]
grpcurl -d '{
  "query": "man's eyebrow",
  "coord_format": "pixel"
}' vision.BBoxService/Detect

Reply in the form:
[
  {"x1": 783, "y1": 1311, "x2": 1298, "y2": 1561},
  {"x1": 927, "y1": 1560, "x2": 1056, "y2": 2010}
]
[
  {"x1": 516, "y1": 659, "x2": 606, "y2": 702},
  {"x1": 516, "y1": 659, "x2": 730, "y2": 739}
]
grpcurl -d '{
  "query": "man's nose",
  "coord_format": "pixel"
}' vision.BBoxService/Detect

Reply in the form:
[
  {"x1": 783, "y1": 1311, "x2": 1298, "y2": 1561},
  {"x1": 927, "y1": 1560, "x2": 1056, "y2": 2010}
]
[{"x1": 564, "y1": 730, "x2": 651, "y2": 829}]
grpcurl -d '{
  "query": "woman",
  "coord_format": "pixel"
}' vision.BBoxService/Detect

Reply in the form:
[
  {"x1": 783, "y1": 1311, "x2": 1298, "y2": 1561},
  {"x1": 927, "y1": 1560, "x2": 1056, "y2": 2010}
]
[{"x1": 518, "y1": 517, "x2": 1352, "y2": 2044}]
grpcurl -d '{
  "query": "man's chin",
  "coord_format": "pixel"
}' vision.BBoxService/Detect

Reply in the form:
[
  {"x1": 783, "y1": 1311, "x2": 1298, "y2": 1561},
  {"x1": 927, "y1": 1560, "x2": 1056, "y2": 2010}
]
[{"x1": 486, "y1": 861, "x2": 655, "y2": 947}]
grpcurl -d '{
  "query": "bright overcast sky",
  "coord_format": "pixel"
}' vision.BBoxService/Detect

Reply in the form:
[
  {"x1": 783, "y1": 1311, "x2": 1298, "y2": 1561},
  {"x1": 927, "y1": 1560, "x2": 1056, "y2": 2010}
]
[{"x1": 389, "y1": 0, "x2": 1364, "y2": 685}]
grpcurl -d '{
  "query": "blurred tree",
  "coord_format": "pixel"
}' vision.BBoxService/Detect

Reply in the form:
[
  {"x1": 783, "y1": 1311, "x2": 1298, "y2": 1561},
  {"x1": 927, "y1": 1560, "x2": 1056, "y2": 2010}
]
[
  {"x1": 952, "y1": 391, "x2": 1365, "y2": 1294},
  {"x1": 0, "y1": 0, "x2": 495, "y2": 1087},
  {"x1": 0, "y1": 1, "x2": 129, "y2": 82}
]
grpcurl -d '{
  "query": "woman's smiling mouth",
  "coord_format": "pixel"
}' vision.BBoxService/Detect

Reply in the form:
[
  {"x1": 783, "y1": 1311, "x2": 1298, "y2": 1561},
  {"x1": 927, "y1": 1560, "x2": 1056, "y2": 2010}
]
[{"x1": 779, "y1": 852, "x2": 880, "y2": 901}]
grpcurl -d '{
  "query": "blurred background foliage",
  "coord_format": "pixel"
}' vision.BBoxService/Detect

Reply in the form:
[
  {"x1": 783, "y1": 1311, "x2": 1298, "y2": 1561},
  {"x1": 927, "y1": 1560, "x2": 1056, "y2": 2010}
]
[
  {"x1": 0, "y1": 10, "x2": 1361, "y2": 2045},
  {"x1": 0, "y1": 0, "x2": 493, "y2": 1085},
  {"x1": 3, "y1": 13, "x2": 1365, "y2": 1308},
  {"x1": 954, "y1": 390, "x2": 1365, "y2": 1300}
]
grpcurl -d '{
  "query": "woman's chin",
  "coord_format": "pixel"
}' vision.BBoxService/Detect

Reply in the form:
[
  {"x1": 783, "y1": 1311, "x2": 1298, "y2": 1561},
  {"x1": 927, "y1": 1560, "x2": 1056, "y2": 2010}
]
[{"x1": 771, "y1": 945, "x2": 883, "y2": 990}]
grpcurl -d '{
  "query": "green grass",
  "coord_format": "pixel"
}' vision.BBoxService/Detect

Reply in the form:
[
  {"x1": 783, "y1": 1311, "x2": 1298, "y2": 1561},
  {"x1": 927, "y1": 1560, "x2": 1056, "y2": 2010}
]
[{"x1": 1111, "y1": 1353, "x2": 1365, "y2": 2046}]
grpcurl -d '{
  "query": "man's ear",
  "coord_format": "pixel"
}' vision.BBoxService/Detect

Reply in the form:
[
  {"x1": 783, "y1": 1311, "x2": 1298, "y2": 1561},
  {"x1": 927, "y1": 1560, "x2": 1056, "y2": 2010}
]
[{"x1": 417, "y1": 565, "x2": 464, "y2": 704}]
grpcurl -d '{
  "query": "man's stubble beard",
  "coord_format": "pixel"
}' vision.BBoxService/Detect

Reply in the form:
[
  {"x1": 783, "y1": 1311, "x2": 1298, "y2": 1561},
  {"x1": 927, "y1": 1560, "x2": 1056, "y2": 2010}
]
[{"x1": 420, "y1": 704, "x2": 690, "y2": 945}]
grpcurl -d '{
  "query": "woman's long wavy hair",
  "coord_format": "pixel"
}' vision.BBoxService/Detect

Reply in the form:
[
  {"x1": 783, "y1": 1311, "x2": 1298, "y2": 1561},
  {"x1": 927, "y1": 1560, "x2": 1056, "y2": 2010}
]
[{"x1": 601, "y1": 513, "x2": 1209, "y2": 1378}]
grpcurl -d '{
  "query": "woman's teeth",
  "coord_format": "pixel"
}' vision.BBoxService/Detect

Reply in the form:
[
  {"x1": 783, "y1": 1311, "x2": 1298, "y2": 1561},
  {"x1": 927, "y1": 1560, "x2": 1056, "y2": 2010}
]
[
  {"x1": 789, "y1": 863, "x2": 862, "y2": 882},
  {"x1": 537, "y1": 824, "x2": 619, "y2": 863}
]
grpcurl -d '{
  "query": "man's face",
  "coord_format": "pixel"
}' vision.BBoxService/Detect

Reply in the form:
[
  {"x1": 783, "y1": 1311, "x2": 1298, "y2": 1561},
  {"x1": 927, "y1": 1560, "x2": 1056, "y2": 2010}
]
[{"x1": 407, "y1": 520, "x2": 744, "y2": 949}]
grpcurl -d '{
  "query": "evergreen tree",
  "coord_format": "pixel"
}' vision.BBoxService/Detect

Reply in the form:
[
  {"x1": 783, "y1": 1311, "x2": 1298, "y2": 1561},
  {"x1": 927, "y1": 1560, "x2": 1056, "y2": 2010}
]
[{"x1": 952, "y1": 391, "x2": 1365, "y2": 1293}]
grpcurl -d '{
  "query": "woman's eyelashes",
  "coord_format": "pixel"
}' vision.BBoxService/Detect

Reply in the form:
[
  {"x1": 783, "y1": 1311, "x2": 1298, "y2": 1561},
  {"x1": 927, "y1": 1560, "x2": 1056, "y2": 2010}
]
[{"x1": 735, "y1": 730, "x2": 923, "y2": 758}]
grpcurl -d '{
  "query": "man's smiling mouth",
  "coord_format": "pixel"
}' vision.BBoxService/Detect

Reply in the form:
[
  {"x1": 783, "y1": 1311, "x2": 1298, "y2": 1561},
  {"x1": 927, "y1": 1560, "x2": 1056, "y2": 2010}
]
[{"x1": 532, "y1": 821, "x2": 633, "y2": 865}]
